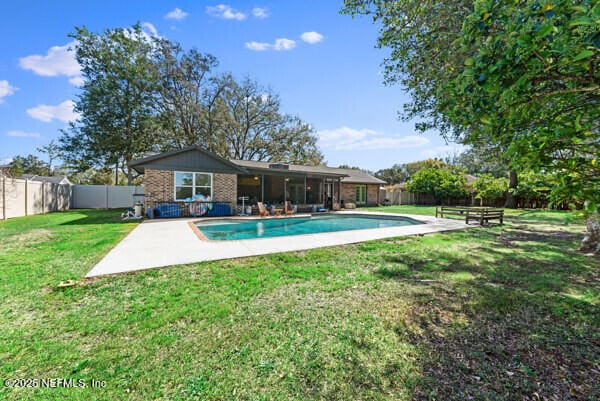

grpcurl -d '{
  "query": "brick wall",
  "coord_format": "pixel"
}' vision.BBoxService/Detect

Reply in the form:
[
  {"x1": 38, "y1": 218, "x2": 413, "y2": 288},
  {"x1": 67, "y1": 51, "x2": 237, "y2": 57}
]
[
  {"x1": 341, "y1": 183, "x2": 380, "y2": 206},
  {"x1": 144, "y1": 169, "x2": 174, "y2": 207},
  {"x1": 213, "y1": 173, "x2": 237, "y2": 205},
  {"x1": 143, "y1": 170, "x2": 237, "y2": 207},
  {"x1": 367, "y1": 184, "x2": 380, "y2": 206},
  {"x1": 341, "y1": 183, "x2": 357, "y2": 204}
]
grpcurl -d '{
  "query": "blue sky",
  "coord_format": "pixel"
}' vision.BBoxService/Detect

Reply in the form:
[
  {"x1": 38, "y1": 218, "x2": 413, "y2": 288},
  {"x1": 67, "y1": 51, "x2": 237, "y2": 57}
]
[{"x1": 0, "y1": 1, "x2": 462, "y2": 171}]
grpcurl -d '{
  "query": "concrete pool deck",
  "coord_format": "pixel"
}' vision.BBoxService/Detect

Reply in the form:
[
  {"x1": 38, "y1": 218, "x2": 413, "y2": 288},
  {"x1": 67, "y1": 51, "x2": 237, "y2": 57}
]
[{"x1": 85, "y1": 211, "x2": 471, "y2": 277}]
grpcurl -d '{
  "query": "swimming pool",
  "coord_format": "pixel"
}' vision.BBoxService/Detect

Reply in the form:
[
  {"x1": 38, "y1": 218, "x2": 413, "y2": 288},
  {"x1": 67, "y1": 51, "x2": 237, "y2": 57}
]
[{"x1": 195, "y1": 214, "x2": 423, "y2": 240}]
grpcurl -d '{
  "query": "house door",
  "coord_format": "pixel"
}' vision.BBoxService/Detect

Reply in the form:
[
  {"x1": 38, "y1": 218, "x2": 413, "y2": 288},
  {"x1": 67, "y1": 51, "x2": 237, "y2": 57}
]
[{"x1": 356, "y1": 185, "x2": 367, "y2": 206}]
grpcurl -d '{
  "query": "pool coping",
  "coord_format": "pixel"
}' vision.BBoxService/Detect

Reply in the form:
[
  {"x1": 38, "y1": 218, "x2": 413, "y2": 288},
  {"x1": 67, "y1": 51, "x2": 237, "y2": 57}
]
[
  {"x1": 188, "y1": 213, "x2": 425, "y2": 242},
  {"x1": 85, "y1": 211, "x2": 471, "y2": 277}
]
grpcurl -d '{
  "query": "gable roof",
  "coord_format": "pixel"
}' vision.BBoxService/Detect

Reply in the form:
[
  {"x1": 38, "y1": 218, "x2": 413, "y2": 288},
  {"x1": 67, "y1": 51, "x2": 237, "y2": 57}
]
[
  {"x1": 129, "y1": 146, "x2": 248, "y2": 174},
  {"x1": 336, "y1": 169, "x2": 386, "y2": 185},
  {"x1": 21, "y1": 174, "x2": 71, "y2": 185}
]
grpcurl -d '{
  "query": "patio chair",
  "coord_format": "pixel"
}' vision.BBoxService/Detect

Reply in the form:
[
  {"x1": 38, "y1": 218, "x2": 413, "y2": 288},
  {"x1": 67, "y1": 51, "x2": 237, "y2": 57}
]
[
  {"x1": 257, "y1": 202, "x2": 270, "y2": 217},
  {"x1": 284, "y1": 201, "x2": 295, "y2": 215}
]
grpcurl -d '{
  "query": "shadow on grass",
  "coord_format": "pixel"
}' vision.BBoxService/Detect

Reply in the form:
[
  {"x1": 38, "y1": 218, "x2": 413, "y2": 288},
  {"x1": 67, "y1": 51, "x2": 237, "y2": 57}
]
[
  {"x1": 59, "y1": 209, "x2": 127, "y2": 225},
  {"x1": 373, "y1": 225, "x2": 600, "y2": 400}
]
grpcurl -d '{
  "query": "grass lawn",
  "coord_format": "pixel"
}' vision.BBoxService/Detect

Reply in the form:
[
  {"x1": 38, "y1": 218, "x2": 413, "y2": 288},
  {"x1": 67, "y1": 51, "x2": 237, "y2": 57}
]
[{"x1": 1, "y1": 207, "x2": 598, "y2": 400}]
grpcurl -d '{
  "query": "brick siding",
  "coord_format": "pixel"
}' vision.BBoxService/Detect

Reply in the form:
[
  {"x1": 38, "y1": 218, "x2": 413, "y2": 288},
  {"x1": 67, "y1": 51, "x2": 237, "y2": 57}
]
[
  {"x1": 144, "y1": 169, "x2": 174, "y2": 207},
  {"x1": 341, "y1": 183, "x2": 380, "y2": 206},
  {"x1": 143, "y1": 169, "x2": 237, "y2": 208},
  {"x1": 213, "y1": 173, "x2": 237, "y2": 205}
]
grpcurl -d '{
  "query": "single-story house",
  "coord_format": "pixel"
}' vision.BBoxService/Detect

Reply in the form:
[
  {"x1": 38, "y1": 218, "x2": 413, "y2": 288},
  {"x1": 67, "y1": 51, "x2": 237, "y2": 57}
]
[
  {"x1": 129, "y1": 146, "x2": 386, "y2": 215},
  {"x1": 21, "y1": 174, "x2": 72, "y2": 185}
]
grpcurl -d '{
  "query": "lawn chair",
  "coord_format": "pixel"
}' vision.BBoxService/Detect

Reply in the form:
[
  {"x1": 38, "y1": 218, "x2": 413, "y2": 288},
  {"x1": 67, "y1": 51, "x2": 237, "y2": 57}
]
[
  {"x1": 284, "y1": 201, "x2": 295, "y2": 215},
  {"x1": 257, "y1": 202, "x2": 270, "y2": 217}
]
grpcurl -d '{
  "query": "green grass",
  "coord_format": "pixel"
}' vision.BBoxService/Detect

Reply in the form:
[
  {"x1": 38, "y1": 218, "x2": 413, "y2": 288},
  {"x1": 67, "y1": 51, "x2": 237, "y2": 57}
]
[{"x1": 0, "y1": 207, "x2": 598, "y2": 400}]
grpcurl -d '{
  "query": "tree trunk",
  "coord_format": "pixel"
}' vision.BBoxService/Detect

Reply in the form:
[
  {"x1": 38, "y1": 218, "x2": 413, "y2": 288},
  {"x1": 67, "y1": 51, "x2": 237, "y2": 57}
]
[
  {"x1": 115, "y1": 161, "x2": 119, "y2": 186},
  {"x1": 580, "y1": 209, "x2": 600, "y2": 254},
  {"x1": 127, "y1": 165, "x2": 133, "y2": 186},
  {"x1": 505, "y1": 170, "x2": 518, "y2": 208}
]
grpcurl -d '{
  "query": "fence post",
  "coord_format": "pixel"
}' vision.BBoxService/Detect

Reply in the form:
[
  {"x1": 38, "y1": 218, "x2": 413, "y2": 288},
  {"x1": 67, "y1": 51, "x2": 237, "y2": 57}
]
[
  {"x1": 24, "y1": 179, "x2": 28, "y2": 216},
  {"x1": 105, "y1": 185, "x2": 109, "y2": 209},
  {"x1": 41, "y1": 181, "x2": 45, "y2": 214},
  {"x1": 2, "y1": 176, "x2": 5, "y2": 220}
]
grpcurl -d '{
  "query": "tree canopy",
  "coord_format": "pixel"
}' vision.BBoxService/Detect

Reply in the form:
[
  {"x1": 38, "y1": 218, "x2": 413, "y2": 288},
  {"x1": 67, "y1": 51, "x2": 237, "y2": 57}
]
[
  {"x1": 344, "y1": 0, "x2": 600, "y2": 251},
  {"x1": 60, "y1": 24, "x2": 159, "y2": 185},
  {"x1": 59, "y1": 24, "x2": 324, "y2": 185},
  {"x1": 407, "y1": 167, "x2": 469, "y2": 203},
  {"x1": 8, "y1": 155, "x2": 50, "y2": 177}
]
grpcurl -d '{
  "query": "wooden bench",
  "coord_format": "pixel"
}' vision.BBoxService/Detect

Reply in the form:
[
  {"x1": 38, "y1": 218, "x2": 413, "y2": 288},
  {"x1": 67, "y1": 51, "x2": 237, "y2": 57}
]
[{"x1": 435, "y1": 206, "x2": 504, "y2": 225}]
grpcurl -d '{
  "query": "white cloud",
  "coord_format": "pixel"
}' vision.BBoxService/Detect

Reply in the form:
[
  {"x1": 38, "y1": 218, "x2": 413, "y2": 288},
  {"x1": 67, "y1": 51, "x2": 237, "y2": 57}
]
[
  {"x1": 165, "y1": 7, "x2": 188, "y2": 20},
  {"x1": 246, "y1": 38, "x2": 296, "y2": 51},
  {"x1": 19, "y1": 42, "x2": 83, "y2": 86},
  {"x1": 26, "y1": 100, "x2": 79, "y2": 123},
  {"x1": 252, "y1": 7, "x2": 268, "y2": 19},
  {"x1": 206, "y1": 4, "x2": 246, "y2": 20},
  {"x1": 245, "y1": 41, "x2": 271, "y2": 51},
  {"x1": 300, "y1": 31, "x2": 324, "y2": 44},
  {"x1": 6, "y1": 130, "x2": 41, "y2": 138},
  {"x1": 0, "y1": 80, "x2": 17, "y2": 103},
  {"x1": 142, "y1": 22, "x2": 160, "y2": 38},
  {"x1": 273, "y1": 38, "x2": 296, "y2": 51},
  {"x1": 68, "y1": 76, "x2": 85, "y2": 86},
  {"x1": 420, "y1": 144, "x2": 467, "y2": 158},
  {"x1": 318, "y1": 126, "x2": 429, "y2": 150}
]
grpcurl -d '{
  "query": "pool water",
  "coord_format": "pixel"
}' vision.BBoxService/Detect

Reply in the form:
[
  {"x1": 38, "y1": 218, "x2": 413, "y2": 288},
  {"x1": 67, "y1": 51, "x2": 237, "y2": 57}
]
[{"x1": 196, "y1": 214, "x2": 423, "y2": 240}]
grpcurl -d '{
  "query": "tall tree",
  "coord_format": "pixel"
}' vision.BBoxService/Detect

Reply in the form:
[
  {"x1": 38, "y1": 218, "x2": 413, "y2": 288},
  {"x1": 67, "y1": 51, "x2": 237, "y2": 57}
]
[
  {"x1": 9, "y1": 155, "x2": 50, "y2": 176},
  {"x1": 36, "y1": 140, "x2": 60, "y2": 174},
  {"x1": 342, "y1": 1, "x2": 524, "y2": 207},
  {"x1": 60, "y1": 24, "x2": 159, "y2": 185},
  {"x1": 444, "y1": 0, "x2": 599, "y2": 251},
  {"x1": 217, "y1": 77, "x2": 323, "y2": 164},
  {"x1": 342, "y1": 0, "x2": 474, "y2": 138},
  {"x1": 153, "y1": 40, "x2": 227, "y2": 152},
  {"x1": 374, "y1": 164, "x2": 409, "y2": 185}
]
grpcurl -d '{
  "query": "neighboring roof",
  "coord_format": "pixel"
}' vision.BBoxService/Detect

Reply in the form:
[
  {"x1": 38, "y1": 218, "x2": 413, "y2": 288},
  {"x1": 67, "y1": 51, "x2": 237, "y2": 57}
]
[
  {"x1": 465, "y1": 174, "x2": 478, "y2": 184},
  {"x1": 129, "y1": 146, "x2": 248, "y2": 174},
  {"x1": 21, "y1": 174, "x2": 71, "y2": 185}
]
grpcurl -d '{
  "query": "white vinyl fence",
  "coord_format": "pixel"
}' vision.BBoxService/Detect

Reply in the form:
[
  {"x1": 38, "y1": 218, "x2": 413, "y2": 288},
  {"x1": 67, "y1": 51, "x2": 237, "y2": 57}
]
[
  {"x1": 71, "y1": 185, "x2": 144, "y2": 209},
  {"x1": 384, "y1": 189, "x2": 417, "y2": 205},
  {"x1": 1, "y1": 177, "x2": 71, "y2": 219}
]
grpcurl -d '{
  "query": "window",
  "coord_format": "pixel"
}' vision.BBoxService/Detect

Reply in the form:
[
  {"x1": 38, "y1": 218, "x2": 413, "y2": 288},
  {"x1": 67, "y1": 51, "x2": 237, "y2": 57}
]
[
  {"x1": 174, "y1": 172, "x2": 212, "y2": 200},
  {"x1": 355, "y1": 185, "x2": 367, "y2": 205}
]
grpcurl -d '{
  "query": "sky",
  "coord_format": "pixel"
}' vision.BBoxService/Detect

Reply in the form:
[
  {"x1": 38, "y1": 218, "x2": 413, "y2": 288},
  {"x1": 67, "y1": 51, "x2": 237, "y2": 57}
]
[{"x1": 0, "y1": 0, "x2": 464, "y2": 171}]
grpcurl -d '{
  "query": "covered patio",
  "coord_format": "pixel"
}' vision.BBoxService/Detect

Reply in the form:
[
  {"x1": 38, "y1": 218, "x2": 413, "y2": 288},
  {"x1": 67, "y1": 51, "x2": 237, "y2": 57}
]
[
  {"x1": 235, "y1": 162, "x2": 346, "y2": 214},
  {"x1": 237, "y1": 172, "x2": 341, "y2": 214}
]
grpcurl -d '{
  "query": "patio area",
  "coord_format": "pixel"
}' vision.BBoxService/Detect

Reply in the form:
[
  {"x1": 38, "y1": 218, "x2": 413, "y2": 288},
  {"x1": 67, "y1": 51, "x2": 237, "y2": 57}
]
[{"x1": 85, "y1": 211, "x2": 470, "y2": 277}]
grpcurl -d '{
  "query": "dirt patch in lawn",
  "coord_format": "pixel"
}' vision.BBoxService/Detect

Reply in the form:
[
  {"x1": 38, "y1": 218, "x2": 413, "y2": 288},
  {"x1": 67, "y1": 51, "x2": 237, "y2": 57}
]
[{"x1": 1, "y1": 228, "x2": 53, "y2": 251}]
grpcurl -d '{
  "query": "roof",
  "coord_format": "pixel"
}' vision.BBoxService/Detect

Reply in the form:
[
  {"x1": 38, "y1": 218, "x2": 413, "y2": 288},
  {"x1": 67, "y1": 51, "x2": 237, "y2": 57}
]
[
  {"x1": 230, "y1": 159, "x2": 348, "y2": 178},
  {"x1": 129, "y1": 146, "x2": 247, "y2": 174},
  {"x1": 21, "y1": 174, "x2": 71, "y2": 185},
  {"x1": 128, "y1": 146, "x2": 386, "y2": 184},
  {"x1": 465, "y1": 174, "x2": 478, "y2": 184},
  {"x1": 230, "y1": 161, "x2": 385, "y2": 183},
  {"x1": 335, "y1": 168, "x2": 387, "y2": 185}
]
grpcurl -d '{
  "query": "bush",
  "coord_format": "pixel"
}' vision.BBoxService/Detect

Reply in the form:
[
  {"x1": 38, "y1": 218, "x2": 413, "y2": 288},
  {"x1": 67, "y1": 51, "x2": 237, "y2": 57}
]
[
  {"x1": 473, "y1": 174, "x2": 508, "y2": 202},
  {"x1": 407, "y1": 168, "x2": 469, "y2": 203}
]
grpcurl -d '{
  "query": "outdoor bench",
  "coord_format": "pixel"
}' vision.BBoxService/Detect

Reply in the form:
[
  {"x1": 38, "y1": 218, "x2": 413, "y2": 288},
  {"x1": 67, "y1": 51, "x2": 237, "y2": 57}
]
[{"x1": 435, "y1": 206, "x2": 504, "y2": 225}]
